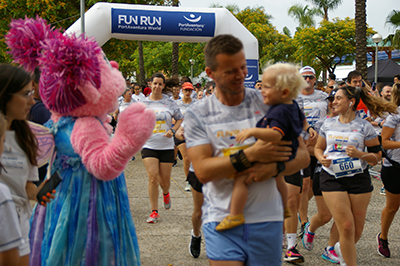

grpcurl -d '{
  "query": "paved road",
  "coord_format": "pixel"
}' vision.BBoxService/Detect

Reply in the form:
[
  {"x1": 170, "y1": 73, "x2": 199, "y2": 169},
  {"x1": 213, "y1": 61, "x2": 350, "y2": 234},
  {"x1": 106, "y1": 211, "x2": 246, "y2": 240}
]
[{"x1": 125, "y1": 155, "x2": 400, "y2": 265}]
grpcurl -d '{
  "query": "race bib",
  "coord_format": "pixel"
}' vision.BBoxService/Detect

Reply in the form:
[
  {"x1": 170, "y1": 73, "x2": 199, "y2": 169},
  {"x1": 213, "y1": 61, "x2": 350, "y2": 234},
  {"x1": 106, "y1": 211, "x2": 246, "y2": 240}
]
[
  {"x1": 332, "y1": 157, "x2": 362, "y2": 178},
  {"x1": 153, "y1": 120, "x2": 166, "y2": 133}
]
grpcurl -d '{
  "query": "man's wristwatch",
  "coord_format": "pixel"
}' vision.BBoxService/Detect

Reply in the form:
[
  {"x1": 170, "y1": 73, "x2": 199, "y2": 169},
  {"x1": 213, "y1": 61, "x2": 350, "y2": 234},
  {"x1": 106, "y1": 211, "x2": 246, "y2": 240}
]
[
  {"x1": 273, "y1": 162, "x2": 286, "y2": 178},
  {"x1": 171, "y1": 129, "x2": 176, "y2": 136}
]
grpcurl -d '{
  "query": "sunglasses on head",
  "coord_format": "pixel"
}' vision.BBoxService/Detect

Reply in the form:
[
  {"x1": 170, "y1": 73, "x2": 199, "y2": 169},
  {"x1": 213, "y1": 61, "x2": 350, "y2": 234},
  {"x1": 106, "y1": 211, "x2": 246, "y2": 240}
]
[
  {"x1": 303, "y1": 75, "x2": 315, "y2": 80},
  {"x1": 328, "y1": 86, "x2": 334, "y2": 89}
]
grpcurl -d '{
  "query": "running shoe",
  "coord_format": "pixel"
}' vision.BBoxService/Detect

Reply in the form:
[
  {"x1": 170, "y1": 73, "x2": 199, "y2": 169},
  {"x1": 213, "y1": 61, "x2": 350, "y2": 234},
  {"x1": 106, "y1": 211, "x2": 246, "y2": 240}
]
[
  {"x1": 146, "y1": 211, "x2": 160, "y2": 223},
  {"x1": 189, "y1": 230, "x2": 201, "y2": 258},
  {"x1": 322, "y1": 246, "x2": 340, "y2": 264},
  {"x1": 284, "y1": 245, "x2": 304, "y2": 263},
  {"x1": 184, "y1": 182, "x2": 191, "y2": 192},
  {"x1": 302, "y1": 222, "x2": 315, "y2": 251},
  {"x1": 376, "y1": 232, "x2": 390, "y2": 258},
  {"x1": 334, "y1": 242, "x2": 347, "y2": 266},
  {"x1": 298, "y1": 222, "x2": 306, "y2": 238},
  {"x1": 380, "y1": 187, "x2": 386, "y2": 196},
  {"x1": 163, "y1": 192, "x2": 171, "y2": 210}
]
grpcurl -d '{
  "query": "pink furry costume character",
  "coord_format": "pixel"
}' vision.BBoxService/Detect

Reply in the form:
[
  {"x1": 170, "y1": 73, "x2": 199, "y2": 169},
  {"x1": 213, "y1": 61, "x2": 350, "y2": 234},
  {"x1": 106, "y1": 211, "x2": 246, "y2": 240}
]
[{"x1": 6, "y1": 17, "x2": 155, "y2": 266}]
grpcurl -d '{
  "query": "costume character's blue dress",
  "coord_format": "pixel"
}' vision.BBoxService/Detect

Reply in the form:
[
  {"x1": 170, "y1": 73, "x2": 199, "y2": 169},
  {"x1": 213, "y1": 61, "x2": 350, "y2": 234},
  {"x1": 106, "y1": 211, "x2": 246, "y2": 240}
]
[{"x1": 29, "y1": 117, "x2": 140, "y2": 266}]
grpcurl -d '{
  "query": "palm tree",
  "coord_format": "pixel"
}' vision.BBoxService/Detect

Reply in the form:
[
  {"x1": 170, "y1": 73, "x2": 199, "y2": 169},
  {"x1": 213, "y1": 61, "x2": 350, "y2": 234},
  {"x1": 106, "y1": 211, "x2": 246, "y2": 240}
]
[
  {"x1": 384, "y1": 10, "x2": 400, "y2": 49},
  {"x1": 306, "y1": 0, "x2": 343, "y2": 21},
  {"x1": 288, "y1": 4, "x2": 323, "y2": 29},
  {"x1": 355, "y1": 0, "x2": 367, "y2": 79}
]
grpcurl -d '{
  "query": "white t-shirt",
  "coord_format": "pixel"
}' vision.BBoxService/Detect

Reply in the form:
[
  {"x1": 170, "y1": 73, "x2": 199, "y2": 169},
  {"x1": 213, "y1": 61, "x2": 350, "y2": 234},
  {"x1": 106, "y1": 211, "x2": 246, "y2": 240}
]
[
  {"x1": 383, "y1": 108, "x2": 400, "y2": 166},
  {"x1": 296, "y1": 90, "x2": 328, "y2": 127},
  {"x1": 0, "y1": 131, "x2": 38, "y2": 215},
  {"x1": 0, "y1": 183, "x2": 23, "y2": 252},
  {"x1": 185, "y1": 88, "x2": 283, "y2": 224},
  {"x1": 132, "y1": 93, "x2": 146, "y2": 102},
  {"x1": 142, "y1": 95, "x2": 183, "y2": 150},
  {"x1": 119, "y1": 101, "x2": 132, "y2": 114},
  {"x1": 176, "y1": 99, "x2": 197, "y2": 117},
  {"x1": 319, "y1": 116, "x2": 377, "y2": 176}
]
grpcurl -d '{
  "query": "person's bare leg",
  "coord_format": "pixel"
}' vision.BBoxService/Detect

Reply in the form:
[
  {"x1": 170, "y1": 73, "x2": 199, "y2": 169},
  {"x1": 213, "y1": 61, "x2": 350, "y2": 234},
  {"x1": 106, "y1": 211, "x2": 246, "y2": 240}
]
[
  {"x1": 299, "y1": 176, "x2": 310, "y2": 224},
  {"x1": 143, "y1": 158, "x2": 160, "y2": 210},
  {"x1": 323, "y1": 191, "x2": 356, "y2": 266},
  {"x1": 230, "y1": 175, "x2": 248, "y2": 216},
  {"x1": 17, "y1": 254, "x2": 28, "y2": 266},
  {"x1": 178, "y1": 143, "x2": 190, "y2": 177},
  {"x1": 192, "y1": 189, "x2": 204, "y2": 236},
  {"x1": 285, "y1": 183, "x2": 301, "y2": 234},
  {"x1": 380, "y1": 191, "x2": 400, "y2": 239},
  {"x1": 209, "y1": 260, "x2": 243, "y2": 266},
  {"x1": 159, "y1": 162, "x2": 173, "y2": 195},
  {"x1": 349, "y1": 193, "x2": 371, "y2": 243},
  {"x1": 309, "y1": 195, "x2": 332, "y2": 233}
]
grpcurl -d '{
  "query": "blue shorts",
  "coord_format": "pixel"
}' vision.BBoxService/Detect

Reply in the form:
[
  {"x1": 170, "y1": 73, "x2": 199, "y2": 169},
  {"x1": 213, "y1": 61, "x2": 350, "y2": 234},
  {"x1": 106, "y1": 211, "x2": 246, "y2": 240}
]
[{"x1": 203, "y1": 221, "x2": 283, "y2": 266}]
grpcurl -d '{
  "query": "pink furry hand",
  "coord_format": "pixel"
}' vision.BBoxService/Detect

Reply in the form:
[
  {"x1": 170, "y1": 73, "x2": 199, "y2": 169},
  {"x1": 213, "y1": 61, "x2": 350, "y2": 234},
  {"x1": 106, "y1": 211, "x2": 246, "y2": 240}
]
[{"x1": 71, "y1": 103, "x2": 155, "y2": 181}]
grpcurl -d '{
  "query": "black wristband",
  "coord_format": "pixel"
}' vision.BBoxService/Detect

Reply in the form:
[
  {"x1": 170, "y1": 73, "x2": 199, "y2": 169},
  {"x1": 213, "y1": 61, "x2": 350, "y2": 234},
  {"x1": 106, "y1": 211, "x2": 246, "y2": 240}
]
[
  {"x1": 307, "y1": 126, "x2": 314, "y2": 134},
  {"x1": 171, "y1": 129, "x2": 176, "y2": 135},
  {"x1": 230, "y1": 150, "x2": 253, "y2": 172}
]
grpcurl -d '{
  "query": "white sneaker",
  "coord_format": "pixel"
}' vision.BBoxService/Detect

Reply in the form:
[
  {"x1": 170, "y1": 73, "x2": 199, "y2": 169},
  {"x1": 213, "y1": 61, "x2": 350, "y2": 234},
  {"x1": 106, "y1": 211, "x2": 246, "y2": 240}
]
[
  {"x1": 184, "y1": 182, "x2": 191, "y2": 191},
  {"x1": 334, "y1": 242, "x2": 347, "y2": 266}
]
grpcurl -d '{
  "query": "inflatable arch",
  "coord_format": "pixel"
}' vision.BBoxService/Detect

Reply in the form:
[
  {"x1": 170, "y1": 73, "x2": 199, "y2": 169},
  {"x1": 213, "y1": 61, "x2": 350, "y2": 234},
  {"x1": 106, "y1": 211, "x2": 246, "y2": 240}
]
[{"x1": 66, "y1": 2, "x2": 259, "y2": 87}]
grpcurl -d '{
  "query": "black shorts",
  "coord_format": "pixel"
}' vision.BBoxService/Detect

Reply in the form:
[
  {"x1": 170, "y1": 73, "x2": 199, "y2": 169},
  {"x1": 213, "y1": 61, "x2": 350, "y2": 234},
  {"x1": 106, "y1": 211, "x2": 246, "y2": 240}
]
[
  {"x1": 174, "y1": 136, "x2": 185, "y2": 146},
  {"x1": 285, "y1": 171, "x2": 303, "y2": 189},
  {"x1": 312, "y1": 163, "x2": 323, "y2": 196},
  {"x1": 186, "y1": 171, "x2": 203, "y2": 193},
  {"x1": 141, "y1": 148, "x2": 175, "y2": 163},
  {"x1": 302, "y1": 156, "x2": 318, "y2": 179},
  {"x1": 381, "y1": 166, "x2": 400, "y2": 194},
  {"x1": 320, "y1": 168, "x2": 373, "y2": 194}
]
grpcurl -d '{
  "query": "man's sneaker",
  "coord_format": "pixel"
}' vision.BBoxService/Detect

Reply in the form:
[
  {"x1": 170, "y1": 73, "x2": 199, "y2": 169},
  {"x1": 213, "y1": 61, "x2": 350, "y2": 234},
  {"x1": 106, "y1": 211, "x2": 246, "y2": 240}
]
[
  {"x1": 302, "y1": 222, "x2": 315, "y2": 251},
  {"x1": 334, "y1": 242, "x2": 347, "y2": 266},
  {"x1": 284, "y1": 245, "x2": 304, "y2": 263},
  {"x1": 164, "y1": 192, "x2": 171, "y2": 210},
  {"x1": 380, "y1": 187, "x2": 386, "y2": 196},
  {"x1": 189, "y1": 230, "x2": 201, "y2": 258},
  {"x1": 377, "y1": 232, "x2": 390, "y2": 258},
  {"x1": 282, "y1": 233, "x2": 287, "y2": 249},
  {"x1": 322, "y1": 246, "x2": 340, "y2": 264},
  {"x1": 298, "y1": 222, "x2": 306, "y2": 238},
  {"x1": 146, "y1": 211, "x2": 160, "y2": 223},
  {"x1": 184, "y1": 182, "x2": 191, "y2": 192}
]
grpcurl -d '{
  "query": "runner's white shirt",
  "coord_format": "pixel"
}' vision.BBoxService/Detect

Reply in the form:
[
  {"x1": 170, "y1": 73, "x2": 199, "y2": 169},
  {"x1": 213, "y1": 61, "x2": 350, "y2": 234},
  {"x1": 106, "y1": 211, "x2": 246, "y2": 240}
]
[
  {"x1": 319, "y1": 116, "x2": 377, "y2": 176},
  {"x1": 382, "y1": 107, "x2": 400, "y2": 166},
  {"x1": 131, "y1": 93, "x2": 146, "y2": 102},
  {"x1": 185, "y1": 88, "x2": 283, "y2": 224},
  {"x1": 296, "y1": 90, "x2": 328, "y2": 127},
  {"x1": 176, "y1": 99, "x2": 197, "y2": 117},
  {"x1": 0, "y1": 183, "x2": 23, "y2": 252},
  {"x1": 142, "y1": 95, "x2": 183, "y2": 150}
]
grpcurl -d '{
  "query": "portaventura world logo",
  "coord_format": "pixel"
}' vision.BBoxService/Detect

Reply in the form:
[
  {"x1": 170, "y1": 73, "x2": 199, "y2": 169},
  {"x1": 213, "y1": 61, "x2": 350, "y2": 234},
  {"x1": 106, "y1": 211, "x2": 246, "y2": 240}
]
[{"x1": 178, "y1": 13, "x2": 205, "y2": 32}]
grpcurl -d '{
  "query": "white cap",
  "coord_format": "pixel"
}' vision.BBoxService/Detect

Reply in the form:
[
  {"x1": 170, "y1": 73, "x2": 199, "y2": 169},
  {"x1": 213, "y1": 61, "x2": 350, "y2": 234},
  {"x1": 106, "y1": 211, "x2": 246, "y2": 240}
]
[{"x1": 299, "y1": 66, "x2": 316, "y2": 75}]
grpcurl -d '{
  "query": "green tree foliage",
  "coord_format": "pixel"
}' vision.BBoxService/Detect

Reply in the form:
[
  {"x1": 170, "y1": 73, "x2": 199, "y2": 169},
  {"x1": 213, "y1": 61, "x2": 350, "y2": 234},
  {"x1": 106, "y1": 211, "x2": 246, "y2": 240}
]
[
  {"x1": 131, "y1": 41, "x2": 205, "y2": 78},
  {"x1": 384, "y1": 10, "x2": 400, "y2": 49},
  {"x1": 306, "y1": 0, "x2": 342, "y2": 21},
  {"x1": 288, "y1": 4, "x2": 323, "y2": 28},
  {"x1": 293, "y1": 18, "x2": 375, "y2": 75}
]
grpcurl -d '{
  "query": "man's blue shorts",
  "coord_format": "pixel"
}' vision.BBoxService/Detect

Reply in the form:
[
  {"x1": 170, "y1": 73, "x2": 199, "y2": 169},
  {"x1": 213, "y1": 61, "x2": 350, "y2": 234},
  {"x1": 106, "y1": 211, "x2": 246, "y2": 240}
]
[{"x1": 203, "y1": 221, "x2": 283, "y2": 266}]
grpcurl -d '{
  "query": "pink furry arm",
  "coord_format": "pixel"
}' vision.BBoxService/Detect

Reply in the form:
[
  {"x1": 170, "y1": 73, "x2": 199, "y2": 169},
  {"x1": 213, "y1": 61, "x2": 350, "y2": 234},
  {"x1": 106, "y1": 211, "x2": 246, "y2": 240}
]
[{"x1": 71, "y1": 103, "x2": 155, "y2": 181}]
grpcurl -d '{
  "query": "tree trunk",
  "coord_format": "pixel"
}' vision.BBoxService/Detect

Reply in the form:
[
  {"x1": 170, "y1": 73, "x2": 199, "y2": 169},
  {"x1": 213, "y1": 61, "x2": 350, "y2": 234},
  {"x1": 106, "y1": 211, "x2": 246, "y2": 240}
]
[
  {"x1": 355, "y1": 0, "x2": 367, "y2": 79},
  {"x1": 172, "y1": 42, "x2": 179, "y2": 77},
  {"x1": 138, "y1": 41, "x2": 145, "y2": 85}
]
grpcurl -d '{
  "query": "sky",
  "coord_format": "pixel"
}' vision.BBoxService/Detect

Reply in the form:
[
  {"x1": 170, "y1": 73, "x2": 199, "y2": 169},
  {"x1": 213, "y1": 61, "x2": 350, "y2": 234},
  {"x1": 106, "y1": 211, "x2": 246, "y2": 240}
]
[{"x1": 179, "y1": 0, "x2": 397, "y2": 39}]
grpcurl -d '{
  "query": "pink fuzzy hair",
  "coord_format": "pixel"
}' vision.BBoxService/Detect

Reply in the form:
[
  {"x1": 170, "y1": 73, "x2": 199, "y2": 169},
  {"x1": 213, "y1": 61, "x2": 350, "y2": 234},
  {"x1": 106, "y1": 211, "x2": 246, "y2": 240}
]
[
  {"x1": 5, "y1": 16, "x2": 61, "y2": 72},
  {"x1": 38, "y1": 34, "x2": 102, "y2": 114},
  {"x1": 6, "y1": 17, "x2": 103, "y2": 115}
]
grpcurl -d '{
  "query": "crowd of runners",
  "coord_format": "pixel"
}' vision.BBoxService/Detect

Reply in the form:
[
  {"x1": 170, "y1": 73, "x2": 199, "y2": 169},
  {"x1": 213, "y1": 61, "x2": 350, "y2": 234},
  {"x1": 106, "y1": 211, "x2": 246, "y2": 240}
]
[{"x1": 2, "y1": 33, "x2": 400, "y2": 266}]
